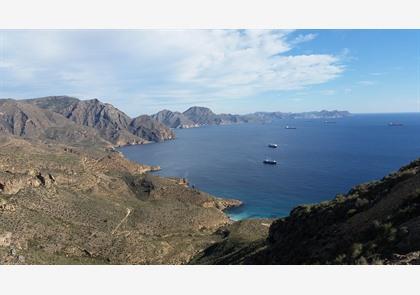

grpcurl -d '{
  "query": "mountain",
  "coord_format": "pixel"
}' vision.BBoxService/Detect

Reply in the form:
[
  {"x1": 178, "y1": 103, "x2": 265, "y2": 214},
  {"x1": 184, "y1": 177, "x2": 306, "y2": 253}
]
[
  {"x1": 193, "y1": 158, "x2": 420, "y2": 265},
  {"x1": 153, "y1": 106, "x2": 351, "y2": 129},
  {"x1": 151, "y1": 109, "x2": 198, "y2": 129},
  {"x1": 290, "y1": 110, "x2": 351, "y2": 119},
  {"x1": 242, "y1": 110, "x2": 352, "y2": 121},
  {"x1": 182, "y1": 106, "x2": 220, "y2": 125},
  {"x1": 0, "y1": 99, "x2": 108, "y2": 146},
  {"x1": 24, "y1": 96, "x2": 175, "y2": 145}
]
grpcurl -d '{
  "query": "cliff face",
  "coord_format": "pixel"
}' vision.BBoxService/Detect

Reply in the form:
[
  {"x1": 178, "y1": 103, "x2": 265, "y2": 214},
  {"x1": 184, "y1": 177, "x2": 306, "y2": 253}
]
[{"x1": 25, "y1": 96, "x2": 174, "y2": 145}]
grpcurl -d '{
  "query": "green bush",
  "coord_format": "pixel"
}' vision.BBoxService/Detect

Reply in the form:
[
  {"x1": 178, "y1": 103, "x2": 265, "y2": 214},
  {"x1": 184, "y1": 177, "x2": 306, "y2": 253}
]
[{"x1": 351, "y1": 243, "x2": 363, "y2": 258}]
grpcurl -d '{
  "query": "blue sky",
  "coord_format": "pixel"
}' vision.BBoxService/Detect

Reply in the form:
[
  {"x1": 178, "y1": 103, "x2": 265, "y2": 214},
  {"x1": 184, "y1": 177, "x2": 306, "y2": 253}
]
[{"x1": 0, "y1": 30, "x2": 419, "y2": 116}]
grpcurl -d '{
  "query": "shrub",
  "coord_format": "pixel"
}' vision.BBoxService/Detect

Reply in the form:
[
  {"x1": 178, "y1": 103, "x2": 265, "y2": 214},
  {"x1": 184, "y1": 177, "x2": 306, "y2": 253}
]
[
  {"x1": 350, "y1": 243, "x2": 363, "y2": 258},
  {"x1": 333, "y1": 254, "x2": 347, "y2": 264},
  {"x1": 355, "y1": 256, "x2": 368, "y2": 265},
  {"x1": 347, "y1": 208, "x2": 357, "y2": 216}
]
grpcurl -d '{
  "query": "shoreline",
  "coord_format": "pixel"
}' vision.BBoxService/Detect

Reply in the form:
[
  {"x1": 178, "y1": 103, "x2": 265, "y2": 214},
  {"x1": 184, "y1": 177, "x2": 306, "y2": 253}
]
[{"x1": 115, "y1": 139, "x2": 245, "y2": 221}]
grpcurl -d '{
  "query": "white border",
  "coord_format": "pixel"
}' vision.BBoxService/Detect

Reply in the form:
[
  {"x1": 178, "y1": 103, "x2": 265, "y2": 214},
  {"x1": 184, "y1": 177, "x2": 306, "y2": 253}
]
[
  {"x1": 1, "y1": 265, "x2": 420, "y2": 294},
  {"x1": 0, "y1": 0, "x2": 420, "y2": 29}
]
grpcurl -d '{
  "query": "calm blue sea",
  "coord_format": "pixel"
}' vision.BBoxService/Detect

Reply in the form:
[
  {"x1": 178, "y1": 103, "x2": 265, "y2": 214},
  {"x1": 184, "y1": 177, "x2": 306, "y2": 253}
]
[{"x1": 119, "y1": 114, "x2": 420, "y2": 220}]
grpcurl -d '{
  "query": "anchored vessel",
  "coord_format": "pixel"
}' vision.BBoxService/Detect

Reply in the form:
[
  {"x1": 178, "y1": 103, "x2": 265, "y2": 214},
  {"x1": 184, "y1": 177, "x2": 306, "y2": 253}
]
[
  {"x1": 263, "y1": 159, "x2": 277, "y2": 165},
  {"x1": 285, "y1": 125, "x2": 297, "y2": 129},
  {"x1": 388, "y1": 122, "x2": 403, "y2": 126}
]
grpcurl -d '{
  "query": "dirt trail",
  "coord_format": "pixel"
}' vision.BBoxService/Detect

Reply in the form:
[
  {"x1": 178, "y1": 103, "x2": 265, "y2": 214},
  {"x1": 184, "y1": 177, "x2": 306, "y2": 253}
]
[{"x1": 111, "y1": 208, "x2": 132, "y2": 235}]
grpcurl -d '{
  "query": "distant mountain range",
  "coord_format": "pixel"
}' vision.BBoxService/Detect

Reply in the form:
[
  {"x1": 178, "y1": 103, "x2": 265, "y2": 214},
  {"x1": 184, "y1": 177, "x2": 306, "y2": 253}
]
[
  {"x1": 0, "y1": 96, "x2": 350, "y2": 146},
  {"x1": 151, "y1": 106, "x2": 351, "y2": 129}
]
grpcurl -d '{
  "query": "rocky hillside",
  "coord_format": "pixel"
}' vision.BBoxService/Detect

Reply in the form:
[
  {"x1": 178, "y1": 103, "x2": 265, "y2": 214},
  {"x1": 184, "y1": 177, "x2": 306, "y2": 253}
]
[
  {"x1": 25, "y1": 96, "x2": 174, "y2": 145},
  {"x1": 193, "y1": 158, "x2": 420, "y2": 265},
  {"x1": 153, "y1": 106, "x2": 351, "y2": 129},
  {"x1": 0, "y1": 135, "x2": 240, "y2": 264}
]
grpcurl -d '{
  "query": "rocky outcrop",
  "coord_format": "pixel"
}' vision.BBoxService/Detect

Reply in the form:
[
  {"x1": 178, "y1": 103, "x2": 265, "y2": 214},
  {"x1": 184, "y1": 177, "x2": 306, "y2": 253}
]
[{"x1": 0, "y1": 170, "x2": 56, "y2": 195}]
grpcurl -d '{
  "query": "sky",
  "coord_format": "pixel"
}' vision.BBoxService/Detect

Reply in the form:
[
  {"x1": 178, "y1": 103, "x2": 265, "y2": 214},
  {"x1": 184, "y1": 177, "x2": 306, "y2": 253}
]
[{"x1": 0, "y1": 30, "x2": 419, "y2": 116}]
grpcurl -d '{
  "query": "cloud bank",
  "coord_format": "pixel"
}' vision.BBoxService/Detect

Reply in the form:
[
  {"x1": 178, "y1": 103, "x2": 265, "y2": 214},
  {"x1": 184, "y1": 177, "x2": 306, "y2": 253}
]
[{"x1": 0, "y1": 30, "x2": 344, "y2": 114}]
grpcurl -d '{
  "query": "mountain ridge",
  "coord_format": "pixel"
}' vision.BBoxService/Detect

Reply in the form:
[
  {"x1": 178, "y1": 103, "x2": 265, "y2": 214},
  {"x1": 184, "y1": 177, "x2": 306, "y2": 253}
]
[
  {"x1": 152, "y1": 106, "x2": 351, "y2": 129},
  {"x1": 21, "y1": 96, "x2": 175, "y2": 145}
]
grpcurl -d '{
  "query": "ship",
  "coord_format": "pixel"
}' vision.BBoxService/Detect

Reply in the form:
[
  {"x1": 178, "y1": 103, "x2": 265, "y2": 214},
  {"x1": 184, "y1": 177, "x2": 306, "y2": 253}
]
[
  {"x1": 388, "y1": 122, "x2": 403, "y2": 127},
  {"x1": 285, "y1": 125, "x2": 297, "y2": 129},
  {"x1": 268, "y1": 144, "x2": 278, "y2": 148},
  {"x1": 263, "y1": 159, "x2": 277, "y2": 165}
]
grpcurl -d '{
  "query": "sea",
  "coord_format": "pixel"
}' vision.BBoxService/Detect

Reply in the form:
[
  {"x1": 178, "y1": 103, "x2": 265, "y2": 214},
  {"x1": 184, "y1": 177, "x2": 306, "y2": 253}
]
[{"x1": 119, "y1": 113, "x2": 420, "y2": 220}]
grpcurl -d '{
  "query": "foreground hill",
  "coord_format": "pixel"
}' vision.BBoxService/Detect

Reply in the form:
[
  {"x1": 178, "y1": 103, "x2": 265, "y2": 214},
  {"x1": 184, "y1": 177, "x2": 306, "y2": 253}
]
[
  {"x1": 25, "y1": 96, "x2": 174, "y2": 145},
  {"x1": 153, "y1": 106, "x2": 351, "y2": 129},
  {"x1": 0, "y1": 136, "x2": 240, "y2": 264},
  {"x1": 192, "y1": 158, "x2": 420, "y2": 265}
]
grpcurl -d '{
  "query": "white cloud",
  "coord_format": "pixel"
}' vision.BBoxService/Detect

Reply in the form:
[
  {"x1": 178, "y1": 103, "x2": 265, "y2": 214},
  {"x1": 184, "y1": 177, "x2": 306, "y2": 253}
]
[
  {"x1": 291, "y1": 33, "x2": 317, "y2": 44},
  {"x1": 0, "y1": 30, "x2": 344, "y2": 113}
]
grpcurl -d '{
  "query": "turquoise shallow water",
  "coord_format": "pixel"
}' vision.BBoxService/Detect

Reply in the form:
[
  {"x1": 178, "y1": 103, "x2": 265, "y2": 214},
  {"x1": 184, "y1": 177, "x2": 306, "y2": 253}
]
[{"x1": 120, "y1": 113, "x2": 420, "y2": 220}]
